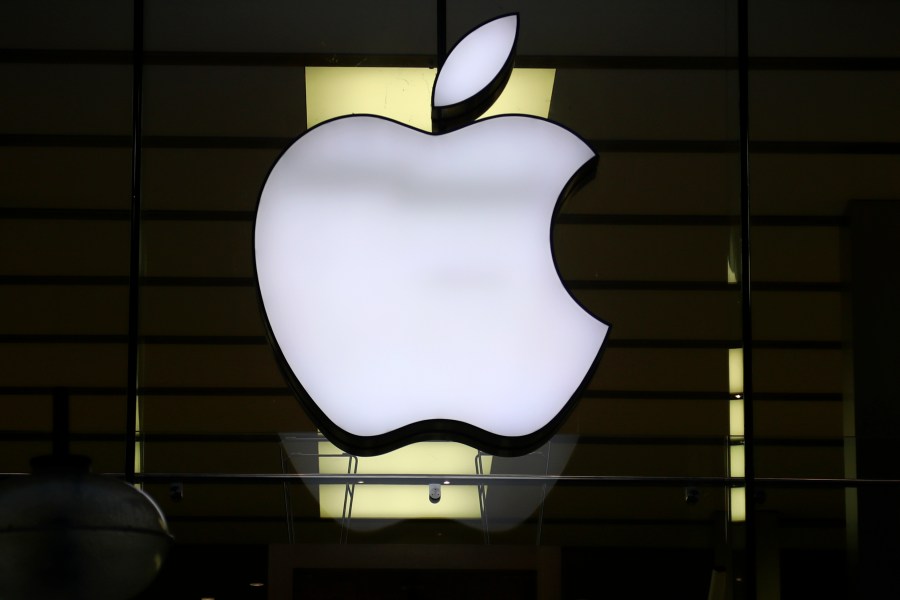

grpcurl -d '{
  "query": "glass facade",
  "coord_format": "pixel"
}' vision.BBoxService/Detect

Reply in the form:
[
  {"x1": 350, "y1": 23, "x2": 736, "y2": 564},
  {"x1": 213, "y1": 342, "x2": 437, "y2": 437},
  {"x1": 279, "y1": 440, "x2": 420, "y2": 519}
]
[{"x1": 2, "y1": 1, "x2": 899, "y2": 598}]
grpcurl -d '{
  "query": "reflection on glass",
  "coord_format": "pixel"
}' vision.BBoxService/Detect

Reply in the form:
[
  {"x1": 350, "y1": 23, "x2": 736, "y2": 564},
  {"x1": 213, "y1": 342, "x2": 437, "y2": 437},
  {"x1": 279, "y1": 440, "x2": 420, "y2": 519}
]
[{"x1": 279, "y1": 433, "x2": 575, "y2": 533}]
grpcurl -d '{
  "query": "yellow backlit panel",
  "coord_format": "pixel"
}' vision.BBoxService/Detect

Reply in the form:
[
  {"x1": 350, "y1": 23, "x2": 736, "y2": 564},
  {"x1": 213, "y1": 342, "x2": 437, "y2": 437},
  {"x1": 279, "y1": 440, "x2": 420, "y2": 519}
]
[
  {"x1": 729, "y1": 399, "x2": 744, "y2": 436},
  {"x1": 729, "y1": 443, "x2": 745, "y2": 478},
  {"x1": 728, "y1": 348, "x2": 743, "y2": 396},
  {"x1": 317, "y1": 441, "x2": 492, "y2": 519},
  {"x1": 320, "y1": 484, "x2": 484, "y2": 519},
  {"x1": 481, "y1": 68, "x2": 555, "y2": 120},
  {"x1": 306, "y1": 67, "x2": 555, "y2": 130},
  {"x1": 730, "y1": 487, "x2": 746, "y2": 522},
  {"x1": 306, "y1": 67, "x2": 435, "y2": 130}
]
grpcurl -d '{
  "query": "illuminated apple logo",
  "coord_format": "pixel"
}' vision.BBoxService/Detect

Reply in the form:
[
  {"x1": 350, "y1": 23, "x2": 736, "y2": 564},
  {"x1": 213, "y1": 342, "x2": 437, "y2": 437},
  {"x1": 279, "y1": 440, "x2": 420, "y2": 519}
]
[{"x1": 255, "y1": 14, "x2": 609, "y2": 456}]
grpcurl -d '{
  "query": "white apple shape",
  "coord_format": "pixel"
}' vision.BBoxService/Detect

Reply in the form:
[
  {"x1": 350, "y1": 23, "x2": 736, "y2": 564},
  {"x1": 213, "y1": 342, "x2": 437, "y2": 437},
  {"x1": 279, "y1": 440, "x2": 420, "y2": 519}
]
[{"x1": 255, "y1": 14, "x2": 609, "y2": 456}]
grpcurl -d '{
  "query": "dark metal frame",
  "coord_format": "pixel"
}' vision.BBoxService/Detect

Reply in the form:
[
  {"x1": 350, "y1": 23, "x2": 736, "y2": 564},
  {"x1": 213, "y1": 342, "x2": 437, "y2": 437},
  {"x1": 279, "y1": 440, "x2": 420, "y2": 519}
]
[
  {"x1": 737, "y1": 0, "x2": 757, "y2": 596},
  {"x1": 125, "y1": 0, "x2": 144, "y2": 485}
]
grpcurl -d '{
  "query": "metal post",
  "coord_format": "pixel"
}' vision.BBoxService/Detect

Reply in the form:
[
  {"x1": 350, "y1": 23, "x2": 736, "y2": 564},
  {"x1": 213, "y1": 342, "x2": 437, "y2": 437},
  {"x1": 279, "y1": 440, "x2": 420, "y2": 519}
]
[
  {"x1": 125, "y1": 0, "x2": 145, "y2": 484},
  {"x1": 52, "y1": 388, "x2": 70, "y2": 458},
  {"x1": 536, "y1": 442, "x2": 552, "y2": 546},
  {"x1": 476, "y1": 452, "x2": 490, "y2": 544},
  {"x1": 280, "y1": 448, "x2": 296, "y2": 544},
  {"x1": 437, "y1": 0, "x2": 447, "y2": 68},
  {"x1": 737, "y1": 0, "x2": 757, "y2": 597}
]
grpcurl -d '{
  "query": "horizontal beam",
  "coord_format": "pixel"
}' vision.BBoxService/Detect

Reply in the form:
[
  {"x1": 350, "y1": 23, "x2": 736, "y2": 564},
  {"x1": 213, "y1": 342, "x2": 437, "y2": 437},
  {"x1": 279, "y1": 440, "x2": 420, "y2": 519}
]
[
  {"x1": 0, "y1": 334, "x2": 843, "y2": 351},
  {"x1": 0, "y1": 430, "x2": 844, "y2": 447},
  {"x1": 0, "y1": 472, "x2": 893, "y2": 488},
  {"x1": 0, "y1": 207, "x2": 848, "y2": 227},
  {"x1": 4, "y1": 49, "x2": 900, "y2": 71},
  {"x1": 0, "y1": 386, "x2": 842, "y2": 401},
  {"x1": 0, "y1": 275, "x2": 843, "y2": 292}
]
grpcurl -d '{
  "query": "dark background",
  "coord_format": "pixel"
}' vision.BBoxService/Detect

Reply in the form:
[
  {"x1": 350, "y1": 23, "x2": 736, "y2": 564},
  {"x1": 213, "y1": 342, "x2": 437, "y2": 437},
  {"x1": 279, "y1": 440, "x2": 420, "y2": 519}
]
[{"x1": 2, "y1": 1, "x2": 899, "y2": 597}]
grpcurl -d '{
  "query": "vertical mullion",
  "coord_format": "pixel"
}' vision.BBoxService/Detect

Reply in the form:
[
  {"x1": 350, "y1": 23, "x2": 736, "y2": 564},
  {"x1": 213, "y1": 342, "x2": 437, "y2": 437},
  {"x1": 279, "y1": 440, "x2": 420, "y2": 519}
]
[
  {"x1": 125, "y1": 0, "x2": 145, "y2": 484},
  {"x1": 738, "y1": 0, "x2": 757, "y2": 596},
  {"x1": 437, "y1": 0, "x2": 447, "y2": 68}
]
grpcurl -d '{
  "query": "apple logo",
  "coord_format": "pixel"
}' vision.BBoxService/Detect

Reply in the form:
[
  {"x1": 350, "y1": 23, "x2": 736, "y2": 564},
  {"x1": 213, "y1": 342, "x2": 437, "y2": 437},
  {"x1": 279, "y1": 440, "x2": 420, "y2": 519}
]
[{"x1": 255, "y1": 14, "x2": 609, "y2": 457}]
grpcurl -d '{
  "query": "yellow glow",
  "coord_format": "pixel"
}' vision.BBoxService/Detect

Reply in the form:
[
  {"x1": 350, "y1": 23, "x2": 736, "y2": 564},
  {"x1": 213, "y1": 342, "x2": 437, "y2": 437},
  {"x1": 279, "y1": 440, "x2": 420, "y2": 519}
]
[
  {"x1": 728, "y1": 348, "x2": 746, "y2": 524},
  {"x1": 306, "y1": 67, "x2": 555, "y2": 130},
  {"x1": 729, "y1": 399, "x2": 744, "y2": 436},
  {"x1": 727, "y1": 257, "x2": 738, "y2": 284},
  {"x1": 318, "y1": 441, "x2": 492, "y2": 519},
  {"x1": 306, "y1": 67, "x2": 434, "y2": 130},
  {"x1": 134, "y1": 400, "x2": 142, "y2": 474},
  {"x1": 480, "y1": 68, "x2": 555, "y2": 120},
  {"x1": 728, "y1": 348, "x2": 743, "y2": 395},
  {"x1": 134, "y1": 397, "x2": 143, "y2": 490},
  {"x1": 320, "y1": 483, "x2": 484, "y2": 519},
  {"x1": 318, "y1": 441, "x2": 492, "y2": 474},
  {"x1": 729, "y1": 443, "x2": 745, "y2": 478},
  {"x1": 730, "y1": 487, "x2": 746, "y2": 522},
  {"x1": 133, "y1": 442, "x2": 143, "y2": 491},
  {"x1": 727, "y1": 230, "x2": 740, "y2": 284}
]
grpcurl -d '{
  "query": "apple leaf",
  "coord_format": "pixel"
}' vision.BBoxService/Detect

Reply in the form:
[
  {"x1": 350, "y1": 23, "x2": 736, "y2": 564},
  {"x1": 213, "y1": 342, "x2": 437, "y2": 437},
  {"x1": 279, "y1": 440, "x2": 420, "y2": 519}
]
[{"x1": 432, "y1": 14, "x2": 518, "y2": 133}]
